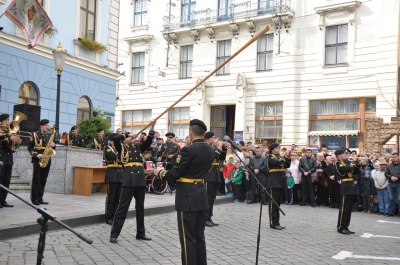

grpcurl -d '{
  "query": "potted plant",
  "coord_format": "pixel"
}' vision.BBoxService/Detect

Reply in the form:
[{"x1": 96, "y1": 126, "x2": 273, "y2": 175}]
[
  {"x1": 44, "y1": 26, "x2": 58, "y2": 38},
  {"x1": 77, "y1": 37, "x2": 107, "y2": 53}
]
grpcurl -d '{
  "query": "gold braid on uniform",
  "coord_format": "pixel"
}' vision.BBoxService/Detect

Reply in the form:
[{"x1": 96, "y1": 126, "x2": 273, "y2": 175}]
[
  {"x1": 34, "y1": 132, "x2": 43, "y2": 149},
  {"x1": 120, "y1": 143, "x2": 130, "y2": 163},
  {"x1": 105, "y1": 145, "x2": 119, "y2": 166},
  {"x1": 94, "y1": 138, "x2": 101, "y2": 150}
]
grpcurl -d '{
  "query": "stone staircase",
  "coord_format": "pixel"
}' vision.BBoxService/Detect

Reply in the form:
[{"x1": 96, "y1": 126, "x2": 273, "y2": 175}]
[{"x1": 9, "y1": 175, "x2": 31, "y2": 192}]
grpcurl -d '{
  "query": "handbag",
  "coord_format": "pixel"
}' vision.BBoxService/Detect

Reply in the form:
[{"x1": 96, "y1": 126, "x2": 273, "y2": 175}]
[{"x1": 311, "y1": 172, "x2": 319, "y2": 183}]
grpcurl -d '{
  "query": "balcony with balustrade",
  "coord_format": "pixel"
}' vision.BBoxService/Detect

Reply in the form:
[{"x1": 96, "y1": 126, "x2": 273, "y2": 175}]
[{"x1": 163, "y1": 0, "x2": 294, "y2": 36}]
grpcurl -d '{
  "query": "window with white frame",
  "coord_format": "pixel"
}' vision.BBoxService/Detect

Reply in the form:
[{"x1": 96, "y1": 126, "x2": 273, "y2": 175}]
[
  {"x1": 134, "y1": 0, "x2": 148, "y2": 26},
  {"x1": 80, "y1": 0, "x2": 96, "y2": 40},
  {"x1": 257, "y1": 34, "x2": 273, "y2": 71},
  {"x1": 122, "y1": 109, "x2": 152, "y2": 133},
  {"x1": 180, "y1": 45, "x2": 193, "y2": 79},
  {"x1": 255, "y1": 102, "x2": 283, "y2": 142},
  {"x1": 168, "y1": 107, "x2": 190, "y2": 139},
  {"x1": 216, "y1": 40, "x2": 231, "y2": 75},
  {"x1": 218, "y1": 0, "x2": 233, "y2": 21},
  {"x1": 325, "y1": 24, "x2": 348, "y2": 65},
  {"x1": 131, "y1": 52, "x2": 145, "y2": 84},
  {"x1": 181, "y1": 0, "x2": 196, "y2": 24}
]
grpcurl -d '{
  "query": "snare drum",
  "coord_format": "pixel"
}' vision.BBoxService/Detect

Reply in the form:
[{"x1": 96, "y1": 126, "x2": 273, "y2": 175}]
[{"x1": 145, "y1": 161, "x2": 154, "y2": 170}]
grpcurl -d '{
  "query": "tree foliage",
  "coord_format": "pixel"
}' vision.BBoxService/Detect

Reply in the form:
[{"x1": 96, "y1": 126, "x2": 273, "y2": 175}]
[{"x1": 77, "y1": 108, "x2": 111, "y2": 148}]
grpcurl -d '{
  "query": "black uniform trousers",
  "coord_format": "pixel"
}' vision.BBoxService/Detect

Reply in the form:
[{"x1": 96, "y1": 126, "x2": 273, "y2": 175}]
[
  {"x1": 205, "y1": 182, "x2": 218, "y2": 221},
  {"x1": 329, "y1": 182, "x2": 341, "y2": 207},
  {"x1": 105, "y1": 182, "x2": 122, "y2": 222},
  {"x1": 177, "y1": 210, "x2": 207, "y2": 265},
  {"x1": 0, "y1": 163, "x2": 12, "y2": 203},
  {"x1": 269, "y1": 188, "x2": 284, "y2": 228},
  {"x1": 337, "y1": 194, "x2": 355, "y2": 231},
  {"x1": 111, "y1": 186, "x2": 146, "y2": 238},
  {"x1": 31, "y1": 162, "x2": 50, "y2": 202},
  {"x1": 301, "y1": 175, "x2": 315, "y2": 204}
]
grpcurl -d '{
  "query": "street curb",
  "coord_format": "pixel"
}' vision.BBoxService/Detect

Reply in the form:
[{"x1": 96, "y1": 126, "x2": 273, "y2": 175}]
[{"x1": 0, "y1": 196, "x2": 232, "y2": 241}]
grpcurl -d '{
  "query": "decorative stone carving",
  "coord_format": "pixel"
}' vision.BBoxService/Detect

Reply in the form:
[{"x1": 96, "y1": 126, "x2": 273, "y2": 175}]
[{"x1": 236, "y1": 72, "x2": 246, "y2": 99}]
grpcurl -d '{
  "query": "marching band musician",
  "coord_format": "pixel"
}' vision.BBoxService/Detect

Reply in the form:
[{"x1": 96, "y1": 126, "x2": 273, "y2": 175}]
[
  {"x1": 266, "y1": 143, "x2": 291, "y2": 230},
  {"x1": 109, "y1": 120, "x2": 156, "y2": 244},
  {"x1": 104, "y1": 133, "x2": 123, "y2": 225},
  {"x1": 67, "y1": 125, "x2": 84, "y2": 147},
  {"x1": 93, "y1": 128, "x2": 108, "y2": 150},
  {"x1": 157, "y1": 132, "x2": 179, "y2": 169},
  {"x1": 28, "y1": 119, "x2": 55, "y2": 206},
  {"x1": 158, "y1": 132, "x2": 179, "y2": 191},
  {"x1": 155, "y1": 119, "x2": 214, "y2": 265},
  {"x1": 204, "y1": 131, "x2": 226, "y2": 227},
  {"x1": 335, "y1": 149, "x2": 359, "y2": 235},
  {"x1": 0, "y1": 114, "x2": 22, "y2": 208}
]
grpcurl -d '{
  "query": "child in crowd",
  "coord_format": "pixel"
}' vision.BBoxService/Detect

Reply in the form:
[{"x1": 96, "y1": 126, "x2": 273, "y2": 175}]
[
  {"x1": 285, "y1": 169, "x2": 295, "y2": 205},
  {"x1": 362, "y1": 171, "x2": 374, "y2": 213},
  {"x1": 230, "y1": 162, "x2": 244, "y2": 203},
  {"x1": 223, "y1": 157, "x2": 235, "y2": 196}
]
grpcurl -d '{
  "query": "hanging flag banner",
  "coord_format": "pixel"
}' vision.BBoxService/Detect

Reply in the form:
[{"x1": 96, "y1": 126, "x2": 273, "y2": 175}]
[{"x1": 4, "y1": 0, "x2": 53, "y2": 48}]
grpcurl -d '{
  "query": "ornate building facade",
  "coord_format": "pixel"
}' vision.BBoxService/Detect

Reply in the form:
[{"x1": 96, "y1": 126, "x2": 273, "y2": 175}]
[{"x1": 116, "y1": 0, "x2": 400, "y2": 152}]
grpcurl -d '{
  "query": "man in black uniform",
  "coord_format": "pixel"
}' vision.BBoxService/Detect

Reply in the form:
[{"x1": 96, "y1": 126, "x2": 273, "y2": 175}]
[
  {"x1": 93, "y1": 128, "x2": 108, "y2": 150},
  {"x1": 158, "y1": 132, "x2": 179, "y2": 169},
  {"x1": 104, "y1": 133, "x2": 123, "y2": 225},
  {"x1": 0, "y1": 114, "x2": 22, "y2": 208},
  {"x1": 335, "y1": 149, "x2": 358, "y2": 235},
  {"x1": 28, "y1": 119, "x2": 55, "y2": 205},
  {"x1": 204, "y1": 131, "x2": 226, "y2": 227},
  {"x1": 109, "y1": 120, "x2": 156, "y2": 244},
  {"x1": 155, "y1": 119, "x2": 214, "y2": 265},
  {"x1": 266, "y1": 143, "x2": 290, "y2": 230},
  {"x1": 67, "y1": 126, "x2": 84, "y2": 147}
]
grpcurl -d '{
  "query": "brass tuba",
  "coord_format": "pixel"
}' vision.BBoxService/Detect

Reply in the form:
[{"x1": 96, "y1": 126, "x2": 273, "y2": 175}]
[{"x1": 6, "y1": 111, "x2": 28, "y2": 151}]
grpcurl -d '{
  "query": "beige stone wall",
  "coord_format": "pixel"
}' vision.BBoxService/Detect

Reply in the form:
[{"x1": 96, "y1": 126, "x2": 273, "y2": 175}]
[{"x1": 365, "y1": 117, "x2": 400, "y2": 157}]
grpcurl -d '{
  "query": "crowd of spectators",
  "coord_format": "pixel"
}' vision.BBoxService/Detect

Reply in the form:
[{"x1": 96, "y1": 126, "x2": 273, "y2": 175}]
[{"x1": 215, "y1": 140, "x2": 400, "y2": 217}]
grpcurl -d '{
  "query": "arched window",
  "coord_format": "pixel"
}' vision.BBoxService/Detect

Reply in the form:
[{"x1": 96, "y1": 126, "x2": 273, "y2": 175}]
[
  {"x1": 77, "y1": 96, "x2": 91, "y2": 123},
  {"x1": 18, "y1": 81, "x2": 39, "y2": 105}
]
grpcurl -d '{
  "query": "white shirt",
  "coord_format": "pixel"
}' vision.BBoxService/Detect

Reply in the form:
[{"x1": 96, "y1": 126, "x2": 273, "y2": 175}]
[{"x1": 289, "y1": 159, "x2": 301, "y2": 184}]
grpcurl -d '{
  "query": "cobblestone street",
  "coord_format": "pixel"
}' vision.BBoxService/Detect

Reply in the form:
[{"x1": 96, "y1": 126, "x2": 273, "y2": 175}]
[{"x1": 1, "y1": 201, "x2": 400, "y2": 265}]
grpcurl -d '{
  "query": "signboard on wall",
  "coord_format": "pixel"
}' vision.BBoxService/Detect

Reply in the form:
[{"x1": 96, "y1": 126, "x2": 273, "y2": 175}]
[{"x1": 233, "y1": 131, "x2": 243, "y2": 143}]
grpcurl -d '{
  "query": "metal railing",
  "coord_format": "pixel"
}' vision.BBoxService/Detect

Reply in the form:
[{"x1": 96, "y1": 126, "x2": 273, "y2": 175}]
[{"x1": 163, "y1": 0, "x2": 293, "y2": 31}]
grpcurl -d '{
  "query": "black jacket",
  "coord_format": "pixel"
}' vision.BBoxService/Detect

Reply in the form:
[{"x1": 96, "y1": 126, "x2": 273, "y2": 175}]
[
  {"x1": 385, "y1": 162, "x2": 400, "y2": 184},
  {"x1": 362, "y1": 178, "x2": 374, "y2": 195},
  {"x1": 103, "y1": 144, "x2": 123, "y2": 183},
  {"x1": 205, "y1": 145, "x2": 226, "y2": 182},
  {"x1": 335, "y1": 159, "x2": 358, "y2": 196},
  {"x1": 266, "y1": 154, "x2": 291, "y2": 189},
  {"x1": 248, "y1": 155, "x2": 267, "y2": 177},
  {"x1": 299, "y1": 156, "x2": 317, "y2": 176},
  {"x1": 112, "y1": 131, "x2": 154, "y2": 187},
  {"x1": 158, "y1": 138, "x2": 214, "y2": 212},
  {"x1": 0, "y1": 136, "x2": 14, "y2": 166},
  {"x1": 27, "y1": 130, "x2": 56, "y2": 164},
  {"x1": 68, "y1": 134, "x2": 84, "y2": 147}
]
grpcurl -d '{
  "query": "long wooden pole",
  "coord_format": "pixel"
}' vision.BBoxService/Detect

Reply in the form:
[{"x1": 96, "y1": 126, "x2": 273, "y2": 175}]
[{"x1": 136, "y1": 25, "x2": 270, "y2": 135}]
